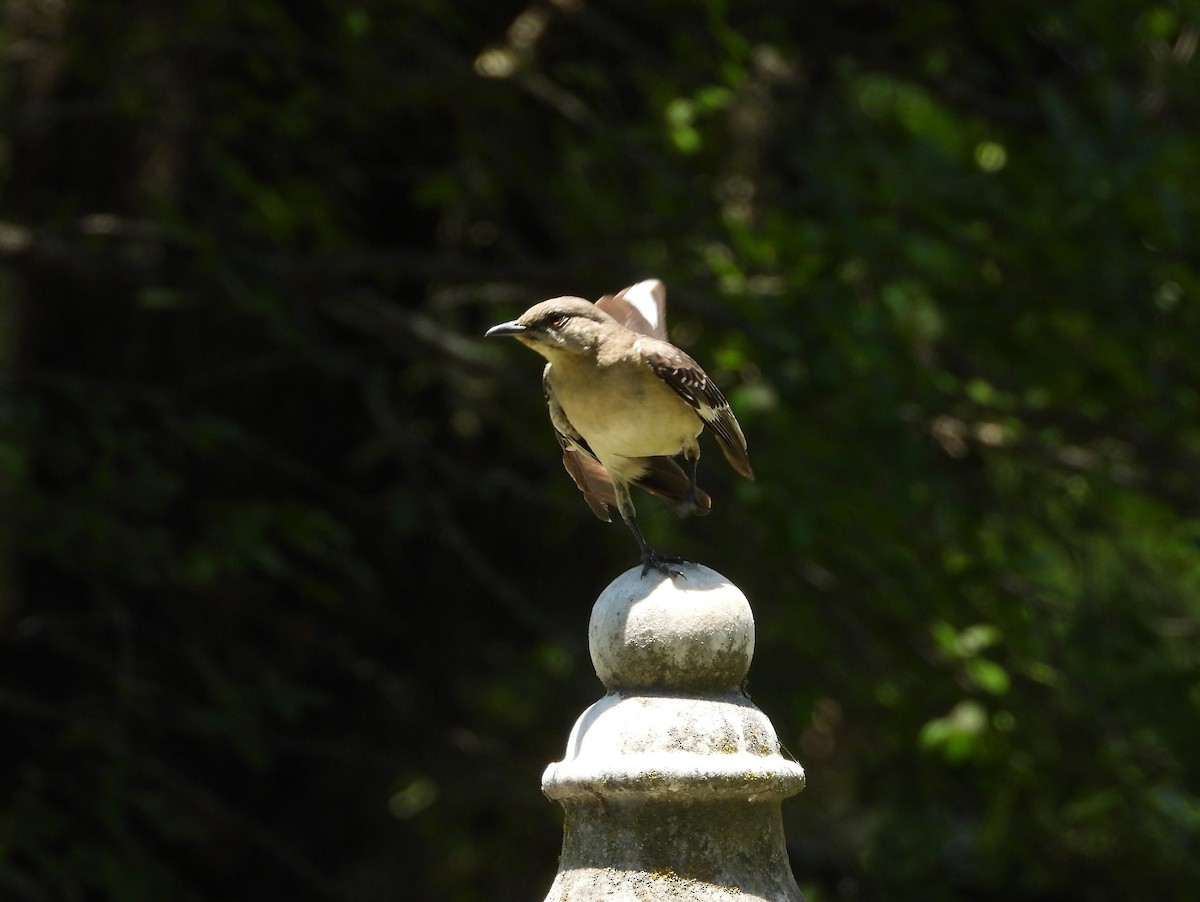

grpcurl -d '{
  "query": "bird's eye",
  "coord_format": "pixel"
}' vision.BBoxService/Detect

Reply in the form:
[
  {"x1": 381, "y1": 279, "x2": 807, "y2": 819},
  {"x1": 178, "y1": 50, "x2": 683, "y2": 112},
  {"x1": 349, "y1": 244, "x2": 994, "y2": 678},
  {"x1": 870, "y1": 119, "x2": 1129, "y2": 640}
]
[{"x1": 549, "y1": 316, "x2": 569, "y2": 329}]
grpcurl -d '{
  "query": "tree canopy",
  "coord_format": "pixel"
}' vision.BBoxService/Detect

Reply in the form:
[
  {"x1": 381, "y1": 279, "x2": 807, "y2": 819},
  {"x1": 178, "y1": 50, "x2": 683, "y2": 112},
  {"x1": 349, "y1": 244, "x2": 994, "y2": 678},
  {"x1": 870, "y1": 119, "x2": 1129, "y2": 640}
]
[{"x1": 2, "y1": 1, "x2": 1199, "y2": 900}]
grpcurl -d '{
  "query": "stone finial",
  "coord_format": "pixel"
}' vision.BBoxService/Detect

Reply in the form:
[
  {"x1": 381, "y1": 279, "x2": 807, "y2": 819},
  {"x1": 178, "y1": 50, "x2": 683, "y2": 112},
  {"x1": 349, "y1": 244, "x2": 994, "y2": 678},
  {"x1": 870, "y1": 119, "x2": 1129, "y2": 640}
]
[
  {"x1": 541, "y1": 563, "x2": 806, "y2": 901},
  {"x1": 589, "y1": 563, "x2": 754, "y2": 692}
]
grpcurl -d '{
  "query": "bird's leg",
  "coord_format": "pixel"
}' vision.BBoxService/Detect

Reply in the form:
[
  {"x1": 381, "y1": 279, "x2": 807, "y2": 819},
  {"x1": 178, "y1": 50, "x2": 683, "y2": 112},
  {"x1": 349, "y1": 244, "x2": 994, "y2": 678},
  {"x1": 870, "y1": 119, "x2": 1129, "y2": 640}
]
[
  {"x1": 621, "y1": 512, "x2": 689, "y2": 578},
  {"x1": 682, "y1": 453, "x2": 703, "y2": 512},
  {"x1": 613, "y1": 476, "x2": 689, "y2": 577}
]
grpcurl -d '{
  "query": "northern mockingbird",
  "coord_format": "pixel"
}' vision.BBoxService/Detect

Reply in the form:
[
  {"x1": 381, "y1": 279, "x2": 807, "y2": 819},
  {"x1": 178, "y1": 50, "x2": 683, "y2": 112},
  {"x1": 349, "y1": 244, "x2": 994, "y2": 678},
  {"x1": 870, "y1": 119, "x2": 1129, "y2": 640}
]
[{"x1": 486, "y1": 280, "x2": 754, "y2": 575}]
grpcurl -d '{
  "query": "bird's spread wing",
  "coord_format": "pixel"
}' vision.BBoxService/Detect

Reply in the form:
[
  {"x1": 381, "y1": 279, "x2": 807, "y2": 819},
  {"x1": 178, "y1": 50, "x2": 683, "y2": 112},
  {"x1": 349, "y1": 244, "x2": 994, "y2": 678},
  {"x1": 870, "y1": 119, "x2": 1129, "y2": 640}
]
[
  {"x1": 637, "y1": 339, "x2": 755, "y2": 480},
  {"x1": 595, "y1": 279, "x2": 669, "y2": 341},
  {"x1": 544, "y1": 365, "x2": 616, "y2": 521}
]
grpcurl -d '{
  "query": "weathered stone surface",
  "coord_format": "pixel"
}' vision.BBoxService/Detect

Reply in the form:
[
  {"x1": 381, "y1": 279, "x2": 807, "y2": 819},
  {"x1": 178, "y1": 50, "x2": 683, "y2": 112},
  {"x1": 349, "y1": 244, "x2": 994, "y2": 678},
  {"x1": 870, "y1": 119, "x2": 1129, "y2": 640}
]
[
  {"x1": 588, "y1": 563, "x2": 754, "y2": 692},
  {"x1": 541, "y1": 564, "x2": 805, "y2": 901},
  {"x1": 544, "y1": 691, "x2": 804, "y2": 802}
]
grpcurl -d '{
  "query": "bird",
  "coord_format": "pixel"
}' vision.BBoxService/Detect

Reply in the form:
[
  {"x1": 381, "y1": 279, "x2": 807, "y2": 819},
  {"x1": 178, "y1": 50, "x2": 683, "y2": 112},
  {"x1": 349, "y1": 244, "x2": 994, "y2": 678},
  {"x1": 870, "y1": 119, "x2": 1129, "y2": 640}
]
[{"x1": 485, "y1": 279, "x2": 754, "y2": 576}]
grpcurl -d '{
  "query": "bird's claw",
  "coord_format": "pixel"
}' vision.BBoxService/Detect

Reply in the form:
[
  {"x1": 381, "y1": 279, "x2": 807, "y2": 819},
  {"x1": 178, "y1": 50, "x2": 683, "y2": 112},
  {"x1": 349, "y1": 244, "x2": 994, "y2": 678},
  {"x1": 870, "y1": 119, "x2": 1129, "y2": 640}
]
[{"x1": 640, "y1": 550, "x2": 690, "y2": 579}]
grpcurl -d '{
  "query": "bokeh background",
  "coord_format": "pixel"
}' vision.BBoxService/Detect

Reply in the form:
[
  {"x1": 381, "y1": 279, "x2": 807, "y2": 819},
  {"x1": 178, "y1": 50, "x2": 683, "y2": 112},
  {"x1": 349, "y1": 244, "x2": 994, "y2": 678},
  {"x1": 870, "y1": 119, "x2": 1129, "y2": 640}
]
[{"x1": 3, "y1": 1, "x2": 1199, "y2": 900}]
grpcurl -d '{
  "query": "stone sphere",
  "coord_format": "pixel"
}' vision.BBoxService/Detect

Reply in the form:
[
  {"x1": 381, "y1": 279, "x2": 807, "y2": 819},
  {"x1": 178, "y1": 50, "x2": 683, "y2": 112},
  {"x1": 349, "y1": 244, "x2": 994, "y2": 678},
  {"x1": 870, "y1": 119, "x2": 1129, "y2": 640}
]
[{"x1": 589, "y1": 563, "x2": 754, "y2": 692}]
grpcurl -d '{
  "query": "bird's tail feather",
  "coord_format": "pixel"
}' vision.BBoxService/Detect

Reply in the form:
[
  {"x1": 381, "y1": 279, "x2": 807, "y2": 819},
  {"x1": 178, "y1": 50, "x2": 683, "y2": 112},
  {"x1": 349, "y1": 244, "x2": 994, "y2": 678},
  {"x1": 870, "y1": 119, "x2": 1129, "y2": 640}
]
[
  {"x1": 634, "y1": 457, "x2": 711, "y2": 517},
  {"x1": 560, "y1": 451, "x2": 711, "y2": 520}
]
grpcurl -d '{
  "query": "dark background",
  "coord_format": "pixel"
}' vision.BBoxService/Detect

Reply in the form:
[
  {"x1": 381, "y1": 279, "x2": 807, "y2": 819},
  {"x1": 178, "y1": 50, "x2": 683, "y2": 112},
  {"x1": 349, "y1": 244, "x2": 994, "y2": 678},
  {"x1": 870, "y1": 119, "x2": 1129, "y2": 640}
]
[{"x1": 2, "y1": 1, "x2": 1199, "y2": 900}]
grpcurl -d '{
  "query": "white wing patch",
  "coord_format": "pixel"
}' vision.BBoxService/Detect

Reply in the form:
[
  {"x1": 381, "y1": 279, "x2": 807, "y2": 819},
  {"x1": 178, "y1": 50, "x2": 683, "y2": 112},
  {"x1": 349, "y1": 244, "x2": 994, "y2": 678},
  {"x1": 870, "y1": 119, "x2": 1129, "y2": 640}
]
[
  {"x1": 620, "y1": 279, "x2": 667, "y2": 337},
  {"x1": 595, "y1": 279, "x2": 669, "y2": 340}
]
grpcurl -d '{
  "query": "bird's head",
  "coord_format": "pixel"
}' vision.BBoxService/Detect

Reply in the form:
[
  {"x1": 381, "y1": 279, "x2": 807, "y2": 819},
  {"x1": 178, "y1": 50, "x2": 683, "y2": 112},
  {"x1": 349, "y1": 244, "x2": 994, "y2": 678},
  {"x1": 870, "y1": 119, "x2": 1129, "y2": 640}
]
[{"x1": 485, "y1": 297, "x2": 618, "y2": 360}]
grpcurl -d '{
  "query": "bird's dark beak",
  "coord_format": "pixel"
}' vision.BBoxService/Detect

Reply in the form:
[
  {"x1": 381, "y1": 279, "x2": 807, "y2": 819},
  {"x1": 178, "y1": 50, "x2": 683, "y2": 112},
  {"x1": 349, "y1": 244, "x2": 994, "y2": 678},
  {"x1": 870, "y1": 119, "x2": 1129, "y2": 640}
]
[{"x1": 485, "y1": 320, "x2": 527, "y2": 338}]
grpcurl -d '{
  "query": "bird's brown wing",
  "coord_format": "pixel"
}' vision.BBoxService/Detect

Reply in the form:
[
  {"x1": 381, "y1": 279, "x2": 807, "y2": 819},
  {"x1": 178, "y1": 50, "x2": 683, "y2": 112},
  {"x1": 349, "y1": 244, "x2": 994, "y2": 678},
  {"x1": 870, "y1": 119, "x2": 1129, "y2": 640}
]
[
  {"x1": 595, "y1": 279, "x2": 669, "y2": 341},
  {"x1": 636, "y1": 457, "x2": 712, "y2": 517},
  {"x1": 544, "y1": 365, "x2": 616, "y2": 521},
  {"x1": 638, "y1": 339, "x2": 755, "y2": 480}
]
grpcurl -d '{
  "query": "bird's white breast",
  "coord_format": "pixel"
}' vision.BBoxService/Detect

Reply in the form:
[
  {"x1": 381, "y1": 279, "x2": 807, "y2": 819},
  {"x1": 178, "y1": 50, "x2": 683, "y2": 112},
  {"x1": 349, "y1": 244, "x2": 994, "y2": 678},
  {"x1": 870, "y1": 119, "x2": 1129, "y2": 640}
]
[{"x1": 548, "y1": 360, "x2": 701, "y2": 460}]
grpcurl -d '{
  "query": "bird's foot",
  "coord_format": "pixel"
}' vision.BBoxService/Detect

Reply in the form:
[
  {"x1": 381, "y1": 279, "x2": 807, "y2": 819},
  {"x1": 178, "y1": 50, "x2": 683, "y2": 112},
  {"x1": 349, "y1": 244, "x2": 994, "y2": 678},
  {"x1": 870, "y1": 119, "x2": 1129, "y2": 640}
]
[{"x1": 639, "y1": 549, "x2": 690, "y2": 579}]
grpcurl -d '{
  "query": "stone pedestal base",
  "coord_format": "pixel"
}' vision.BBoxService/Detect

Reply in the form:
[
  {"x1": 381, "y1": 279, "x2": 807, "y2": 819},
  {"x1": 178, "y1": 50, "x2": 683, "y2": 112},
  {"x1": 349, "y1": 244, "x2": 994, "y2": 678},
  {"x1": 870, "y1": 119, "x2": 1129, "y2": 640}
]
[{"x1": 540, "y1": 564, "x2": 805, "y2": 902}]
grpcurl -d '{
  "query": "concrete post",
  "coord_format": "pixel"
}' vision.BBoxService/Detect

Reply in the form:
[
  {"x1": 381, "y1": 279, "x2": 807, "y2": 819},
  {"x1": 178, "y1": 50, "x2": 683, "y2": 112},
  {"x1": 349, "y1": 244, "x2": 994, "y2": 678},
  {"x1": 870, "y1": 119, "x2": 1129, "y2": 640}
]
[{"x1": 541, "y1": 563, "x2": 806, "y2": 901}]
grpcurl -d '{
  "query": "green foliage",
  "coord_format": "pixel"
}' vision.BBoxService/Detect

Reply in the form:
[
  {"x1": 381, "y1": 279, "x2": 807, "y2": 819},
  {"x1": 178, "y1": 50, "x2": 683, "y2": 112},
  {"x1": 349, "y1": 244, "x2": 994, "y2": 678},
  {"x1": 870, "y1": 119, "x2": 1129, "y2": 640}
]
[{"x1": 2, "y1": 0, "x2": 1199, "y2": 900}]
